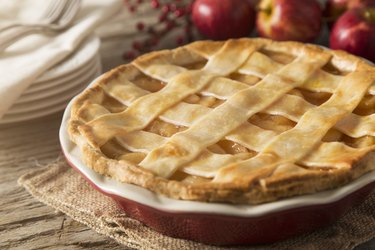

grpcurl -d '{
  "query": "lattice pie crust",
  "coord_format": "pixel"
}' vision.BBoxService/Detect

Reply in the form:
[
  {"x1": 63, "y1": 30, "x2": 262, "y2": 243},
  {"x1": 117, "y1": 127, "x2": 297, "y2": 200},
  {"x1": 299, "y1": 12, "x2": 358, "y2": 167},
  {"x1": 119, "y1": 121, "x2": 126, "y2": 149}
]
[{"x1": 68, "y1": 38, "x2": 375, "y2": 204}]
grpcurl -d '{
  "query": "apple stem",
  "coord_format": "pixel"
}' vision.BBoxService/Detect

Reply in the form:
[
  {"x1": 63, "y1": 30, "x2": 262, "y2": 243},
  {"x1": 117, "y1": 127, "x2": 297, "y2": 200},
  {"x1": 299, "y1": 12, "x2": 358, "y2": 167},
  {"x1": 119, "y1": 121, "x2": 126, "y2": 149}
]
[
  {"x1": 257, "y1": 7, "x2": 272, "y2": 16},
  {"x1": 364, "y1": 10, "x2": 375, "y2": 23}
]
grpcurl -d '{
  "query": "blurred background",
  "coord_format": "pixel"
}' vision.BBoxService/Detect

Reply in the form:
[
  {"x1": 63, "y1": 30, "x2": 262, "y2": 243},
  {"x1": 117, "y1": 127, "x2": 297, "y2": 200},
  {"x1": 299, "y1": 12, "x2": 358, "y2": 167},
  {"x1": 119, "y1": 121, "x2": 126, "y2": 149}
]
[{"x1": 91, "y1": 0, "x2": 374, "y2": 69}]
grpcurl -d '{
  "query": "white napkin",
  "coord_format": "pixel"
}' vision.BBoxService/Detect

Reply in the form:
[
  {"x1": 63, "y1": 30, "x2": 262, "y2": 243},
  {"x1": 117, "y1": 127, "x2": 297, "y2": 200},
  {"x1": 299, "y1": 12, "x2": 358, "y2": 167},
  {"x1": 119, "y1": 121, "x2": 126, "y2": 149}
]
[{"x1": 0, "y1": 0, "x2": 122, "y2": 119}]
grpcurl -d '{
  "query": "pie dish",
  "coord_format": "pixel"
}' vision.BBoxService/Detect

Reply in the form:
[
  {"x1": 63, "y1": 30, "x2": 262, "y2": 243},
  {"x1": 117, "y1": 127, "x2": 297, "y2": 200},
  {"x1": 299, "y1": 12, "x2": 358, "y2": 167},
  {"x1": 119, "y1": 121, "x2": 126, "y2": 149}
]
[
  {"x1": 61, "y1": 78, "x2": 375, "y2": 245},
  {"x1": 68, "y1": 38, "x2": 375, "y2": 205}
]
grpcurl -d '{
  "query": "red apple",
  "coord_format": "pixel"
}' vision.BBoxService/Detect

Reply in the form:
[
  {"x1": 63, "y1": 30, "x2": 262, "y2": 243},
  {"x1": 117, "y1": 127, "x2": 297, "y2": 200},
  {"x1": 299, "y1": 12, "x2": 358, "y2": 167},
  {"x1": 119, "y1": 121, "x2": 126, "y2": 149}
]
[
  {"x1": 324, "y1": 0, "x2": 349, "y2": 28},
  {"x1": 324, "y1": 0, "x2": 375, "y2": 28},
  {"x1": 348, "y1": 0, "x2": 375, "y2": 8},
  {"x1": 330, "y1": 7, "x2": 375, "y2": 62},
  {"x1": 256, "y1": 0, "x2": 322, "y2": 42},
  {"x1": 192, "y1": 0, "x2": 255, "y2": 40}
]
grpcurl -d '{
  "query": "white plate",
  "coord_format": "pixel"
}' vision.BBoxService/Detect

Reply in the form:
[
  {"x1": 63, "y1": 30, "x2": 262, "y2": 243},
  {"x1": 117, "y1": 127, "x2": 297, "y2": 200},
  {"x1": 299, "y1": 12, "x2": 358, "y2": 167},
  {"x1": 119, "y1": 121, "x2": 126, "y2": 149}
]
[
  {"x1": 8, "y1": 69, "x2": 101, "y2": 114},
  {"x1": 17, "y1": 58, "x2": 101, "y2": 103},
  {"x1": 25, "y1": 55, "x2": 101, "y2": 94},
  {"x1": 59, "y1": 76, "x2": 375, "y2": 217},
  {"x1": 0, "y1": 69, "x2": 102, "y2": 124},
  {"x1": 1, "y1": 100, "x2": 73, "y2": 124},
  {"x1": 35, "y1": 35, "x2": 100, "y2": 83}
]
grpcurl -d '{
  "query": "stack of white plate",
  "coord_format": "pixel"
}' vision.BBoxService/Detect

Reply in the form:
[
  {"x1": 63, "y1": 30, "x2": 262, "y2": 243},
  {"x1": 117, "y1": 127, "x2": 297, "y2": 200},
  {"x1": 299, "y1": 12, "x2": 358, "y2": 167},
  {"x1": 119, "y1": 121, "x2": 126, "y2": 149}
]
[{"x1": 0, "y1": 35, "x2": 101, "y2": 124}]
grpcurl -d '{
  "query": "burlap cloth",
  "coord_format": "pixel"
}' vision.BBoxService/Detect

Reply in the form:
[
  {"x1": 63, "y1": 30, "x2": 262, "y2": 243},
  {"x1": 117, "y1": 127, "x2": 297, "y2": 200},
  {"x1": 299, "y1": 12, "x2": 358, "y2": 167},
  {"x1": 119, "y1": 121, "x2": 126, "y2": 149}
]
[{"x1": 18, "y1": 158, "x2": 375, "y2": 250}]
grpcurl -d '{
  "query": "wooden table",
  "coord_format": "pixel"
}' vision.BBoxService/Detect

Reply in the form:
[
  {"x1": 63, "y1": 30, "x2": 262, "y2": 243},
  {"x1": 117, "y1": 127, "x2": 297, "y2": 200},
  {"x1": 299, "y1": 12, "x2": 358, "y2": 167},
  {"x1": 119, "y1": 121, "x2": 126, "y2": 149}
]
[{"x1": 0, "y1": 112, "x2": 126, "y2": 249}]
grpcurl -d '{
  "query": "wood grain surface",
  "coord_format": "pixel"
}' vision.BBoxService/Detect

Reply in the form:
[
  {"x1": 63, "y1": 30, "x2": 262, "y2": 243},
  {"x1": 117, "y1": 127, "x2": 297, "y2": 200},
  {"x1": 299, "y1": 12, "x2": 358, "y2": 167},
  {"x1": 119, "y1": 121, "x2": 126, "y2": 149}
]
[{"x1": 0, "y1": 113, "x2": 127, "y2": 249}]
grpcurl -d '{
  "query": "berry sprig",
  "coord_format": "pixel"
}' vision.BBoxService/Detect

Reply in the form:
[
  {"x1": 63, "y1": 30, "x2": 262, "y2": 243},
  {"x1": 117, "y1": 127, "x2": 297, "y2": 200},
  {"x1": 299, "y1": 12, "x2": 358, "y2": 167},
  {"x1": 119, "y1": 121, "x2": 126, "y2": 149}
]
[{"x1": 123, "y1": 0, "x2": 194, "y2": 60}]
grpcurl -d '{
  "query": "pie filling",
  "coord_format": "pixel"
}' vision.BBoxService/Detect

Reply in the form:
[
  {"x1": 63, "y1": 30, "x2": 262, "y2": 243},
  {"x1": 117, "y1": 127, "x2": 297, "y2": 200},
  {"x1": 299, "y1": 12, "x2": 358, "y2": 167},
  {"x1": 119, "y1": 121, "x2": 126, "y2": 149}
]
[{"x1": 69, "y1": 39, "x2": 375, "y2": 203}]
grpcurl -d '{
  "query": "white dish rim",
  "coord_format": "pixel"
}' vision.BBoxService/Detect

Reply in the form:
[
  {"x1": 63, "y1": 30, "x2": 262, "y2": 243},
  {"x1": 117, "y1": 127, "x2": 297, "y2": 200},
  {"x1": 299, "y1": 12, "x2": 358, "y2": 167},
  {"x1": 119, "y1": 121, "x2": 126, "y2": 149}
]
[{"x1": 59, "y1": 75, "x2": 375, "y2": 217}]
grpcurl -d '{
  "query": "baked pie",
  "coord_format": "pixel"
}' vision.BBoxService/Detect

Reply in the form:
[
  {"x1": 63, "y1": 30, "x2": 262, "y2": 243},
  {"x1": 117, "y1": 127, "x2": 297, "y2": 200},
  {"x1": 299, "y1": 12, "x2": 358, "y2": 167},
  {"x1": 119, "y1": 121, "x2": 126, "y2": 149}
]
[{"x1": 68, "y1": 38, "x2": 375, "y2": 204}]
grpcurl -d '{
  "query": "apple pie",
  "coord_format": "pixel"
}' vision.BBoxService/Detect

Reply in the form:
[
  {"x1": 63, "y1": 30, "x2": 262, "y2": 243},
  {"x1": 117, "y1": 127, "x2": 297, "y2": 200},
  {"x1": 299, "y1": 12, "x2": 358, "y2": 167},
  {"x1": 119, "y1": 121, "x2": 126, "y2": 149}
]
[{"x1": 68, "y1": 38, "x2": 375, "y2": 204}]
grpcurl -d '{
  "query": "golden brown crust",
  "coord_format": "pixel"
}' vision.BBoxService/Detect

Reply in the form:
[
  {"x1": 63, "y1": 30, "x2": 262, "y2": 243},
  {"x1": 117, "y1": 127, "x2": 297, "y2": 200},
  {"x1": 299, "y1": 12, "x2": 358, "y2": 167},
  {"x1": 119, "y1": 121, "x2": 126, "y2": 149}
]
[{"x1": 68, "y1": 38, "x2": 375, "y2": 204}]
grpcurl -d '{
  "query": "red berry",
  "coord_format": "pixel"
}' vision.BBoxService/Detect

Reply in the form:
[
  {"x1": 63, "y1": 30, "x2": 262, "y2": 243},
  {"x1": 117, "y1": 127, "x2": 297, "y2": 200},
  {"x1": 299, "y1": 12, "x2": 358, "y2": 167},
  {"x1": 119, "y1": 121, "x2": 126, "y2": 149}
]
[
  {"x1": 136, "y1": 22, "x2": 145, "y2": 31},
  {"x1": 128, "y1": 5, "x2": 136, "y2": 13},
  {"x1": 159, "y1": 13, "x2": 167, "y2": 22},
  {"x1": 170, "y1": 3, "x2": 177, "y2": 11},
  {"x1": 175, "y1": 9, "x2": 185, "y2": 17},
  {"x1": 132, "y1": 41, "x2": 142, "y2": 50},
  {"x1": 162, "y1": 4, "x2": 171, "y2": 13},
  {"x1": 151, "y1": 0, "x2": 160, "y2": 8},
  {"x1": 165, "y1": 21, "x2": 175, "y2": 30}
]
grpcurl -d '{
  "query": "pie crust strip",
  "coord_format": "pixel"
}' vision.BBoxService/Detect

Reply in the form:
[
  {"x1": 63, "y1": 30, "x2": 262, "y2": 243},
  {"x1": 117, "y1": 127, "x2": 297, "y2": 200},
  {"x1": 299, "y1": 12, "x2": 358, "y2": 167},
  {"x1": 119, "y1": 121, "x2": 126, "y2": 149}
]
[
  {"x1": 115, "y1": 131, "x2": 251, "y2": 175},
  {"x1": 215, "y1": 71, "x2": 375, "y2": 183},
  {"x1": 102, "y1": 80, "x2": 375, "y2": 162},
  {"x1": 78, "y1": 40, "x2": 258, "y2": 148},
  {"x1": 140, "y1": 53, "x2": 331, "y2": 178},
  {"x1": 114, "y1": 128, "x2": 373, "y2": 178},
  {"x1": 103, "y1": 68, "x2": 374, "y2": 144},
  {"x1": 102, "y1": 79, "x2": 279, "y2": 152},
  {"x1": 79, "y1": 70, "x2": 216, "y2": 147},
  {"x1": 79, "y1": 76, "x2": 374, "y2": 179},
  {"x1": 239, "y1": 51, "x2": 375, "y2": 96},
  {"x1": 134, "y1": 51, "x2": 374, "y2": 138}
]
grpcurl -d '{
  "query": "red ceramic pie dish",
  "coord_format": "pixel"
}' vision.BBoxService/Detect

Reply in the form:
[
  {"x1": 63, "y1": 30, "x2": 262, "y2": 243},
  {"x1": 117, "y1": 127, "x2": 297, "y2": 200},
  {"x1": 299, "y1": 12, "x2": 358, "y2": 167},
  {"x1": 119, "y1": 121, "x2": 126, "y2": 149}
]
[
  {"x1": 60, "y1": 81, "x2": 375, "y2": 246},
  {"x1": 63, "y1": 154, "x2": 375, "y2": 245}
]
